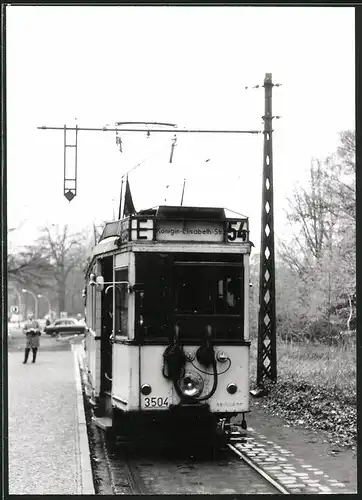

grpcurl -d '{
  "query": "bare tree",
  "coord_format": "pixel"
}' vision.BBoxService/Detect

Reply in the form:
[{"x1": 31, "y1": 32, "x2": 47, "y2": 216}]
[
  {"x1": 277, "y1": 130, "x2": 355, "y2": 341},
  {"x1": 38, "y1": 224, "x2": 87, "y2": 315},
  {"x1": 283, "y1": 158, "x2": 333, "y2": 262},
  {"x1": 65, "y1": 258, "x2": 87, "y2": 315},
  {"x1": 8, "y1": 245, "x2": 54, "y2": 288},
  {"x1": 8, "y1": 220, "x2": 54, "y2": 288}
]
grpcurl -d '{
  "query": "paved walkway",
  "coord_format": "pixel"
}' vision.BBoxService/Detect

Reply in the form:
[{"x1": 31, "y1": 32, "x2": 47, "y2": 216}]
[{"x1": 8, "y1": 343, "x2": 94, "y2": 495}]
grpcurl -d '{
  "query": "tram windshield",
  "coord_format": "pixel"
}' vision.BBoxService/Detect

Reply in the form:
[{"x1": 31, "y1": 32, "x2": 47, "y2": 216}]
[{"x1": 135, "y1": 253, "x2": 244, "y2": 341}]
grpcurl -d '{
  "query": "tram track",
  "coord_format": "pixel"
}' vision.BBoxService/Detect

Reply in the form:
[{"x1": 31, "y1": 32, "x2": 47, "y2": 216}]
[
  {"x1": 78, "y1": 346, "x2": 351, "y2": 495},
  {"x1": 123, "y1": 459, "x2": 149, "y2": 495},
  {"x1": 227, "y1": 443, "x2": 289, "y2": 494},
  {"x1": 96, "y1": 420, "x2": 352, "y2": 495},
  {"x1": 79, "y1": 351, "x2": 283, "y2": 495},
  {"x1": 105, "y1": 441, "x2": 151, "y2": 495},
  {"x1": 99, "y1": 435, "x2": 283, "y2": 495}
]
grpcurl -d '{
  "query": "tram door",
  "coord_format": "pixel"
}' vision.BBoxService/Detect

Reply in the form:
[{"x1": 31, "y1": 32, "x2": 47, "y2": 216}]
[{"x1": 100, "y1": 256, "x2": 113, "y2": 397}]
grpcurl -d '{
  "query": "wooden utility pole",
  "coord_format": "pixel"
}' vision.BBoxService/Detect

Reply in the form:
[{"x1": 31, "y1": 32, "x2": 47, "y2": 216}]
[{"x1": 256, "y1": 73, "x2": 277, "y2": 386}]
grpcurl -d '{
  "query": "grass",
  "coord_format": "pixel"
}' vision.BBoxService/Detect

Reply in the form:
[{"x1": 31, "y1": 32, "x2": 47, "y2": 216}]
[
  {"x1": 249, "y1": 339, "x2": 357, "y2": 449},
  {"x1": 249, "y1": 339, "x2": 356, "y2": 396}
]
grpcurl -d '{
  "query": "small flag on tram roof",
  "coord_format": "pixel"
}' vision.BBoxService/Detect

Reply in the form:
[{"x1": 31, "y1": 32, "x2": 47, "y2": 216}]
[{"x1": 123, "y1": 176, "x2": 136, "y2": 217}]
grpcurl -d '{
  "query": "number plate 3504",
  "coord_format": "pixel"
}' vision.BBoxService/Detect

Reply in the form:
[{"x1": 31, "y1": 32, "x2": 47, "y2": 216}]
[{"x1": 143, "y1": 396, "x2": 169, "y2": 408}]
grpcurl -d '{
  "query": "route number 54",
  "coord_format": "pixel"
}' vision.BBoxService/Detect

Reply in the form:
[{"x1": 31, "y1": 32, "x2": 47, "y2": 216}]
[{"x1": 227, "y1": 221, "x2": 248, "y2": 242}]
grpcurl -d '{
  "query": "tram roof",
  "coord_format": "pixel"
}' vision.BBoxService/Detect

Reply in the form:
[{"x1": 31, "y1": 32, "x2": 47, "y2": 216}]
[
  {"x1": 137, "y1": 205, "x2": 247, "y2": 220},
  {"x1": 138, "y1": 205, "x2": 226, "y2": 219},
  {"x1": 98, "y1": 205, "x2": 248, "y2": 243},
  {"x1": 92, "y1": 205, "x2": 251, "y2": 256},
  {"x1": 85, "y1": 205, "x2": 251, "y2": 268}
]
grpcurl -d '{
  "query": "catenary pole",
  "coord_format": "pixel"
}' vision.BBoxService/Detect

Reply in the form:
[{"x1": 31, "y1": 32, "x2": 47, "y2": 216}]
[{"x1": 256, "y1": 73, "x2": 277, "y2": 387}]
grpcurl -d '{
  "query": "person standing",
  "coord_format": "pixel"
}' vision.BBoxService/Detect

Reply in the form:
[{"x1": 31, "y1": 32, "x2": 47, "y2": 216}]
[{"x1": 23, "y1": 312, "x2": 41, "y2": 364}]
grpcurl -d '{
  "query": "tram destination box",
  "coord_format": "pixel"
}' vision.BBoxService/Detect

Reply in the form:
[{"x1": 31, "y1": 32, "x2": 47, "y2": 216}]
[
  {"x1": 129, "y1": 217, "x2": 248, "y2": 244},
  {"x1": 99, "y1": 206, "x2": 250, "y2": 246}
]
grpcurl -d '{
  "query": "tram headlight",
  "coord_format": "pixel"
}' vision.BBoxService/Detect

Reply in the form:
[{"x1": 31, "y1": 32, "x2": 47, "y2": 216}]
[{"x1": 178, "y1": 372, "x2": 204, "y2": 398}]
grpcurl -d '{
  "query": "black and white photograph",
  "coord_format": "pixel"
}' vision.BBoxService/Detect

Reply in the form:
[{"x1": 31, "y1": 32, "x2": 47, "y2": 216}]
[{"x1": 5, "y1": 4, "x2": 356, "y2": 495}]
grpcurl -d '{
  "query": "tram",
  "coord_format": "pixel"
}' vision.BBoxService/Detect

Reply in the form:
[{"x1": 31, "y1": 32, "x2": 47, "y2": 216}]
[{"x1": 83, "y1": 205, "x2": 253, "y2": 445}]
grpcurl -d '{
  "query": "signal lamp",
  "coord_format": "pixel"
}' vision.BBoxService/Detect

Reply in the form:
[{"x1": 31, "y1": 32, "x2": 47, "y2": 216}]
[
  {"x1": 216, "y1": 351, "x2": 228, "y2": 363},
  {"x1": 140, "y1": 384, "x2": 152, "y2": 395},
  {"x1": 226, "y1": 383, "x2": 238, "y2": 395}
]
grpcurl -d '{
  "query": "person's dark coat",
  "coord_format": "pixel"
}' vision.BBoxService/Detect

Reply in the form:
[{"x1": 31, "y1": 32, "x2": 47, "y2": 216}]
[{"x1": 23, "y1": 320, "x2": 41, "y2": 348}]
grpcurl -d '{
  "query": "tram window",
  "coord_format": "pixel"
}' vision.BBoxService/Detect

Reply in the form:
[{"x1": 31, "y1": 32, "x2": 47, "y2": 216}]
[
  {"x1": 174, "y1": 265, "x2": 242, "y2": 315},
  {"x1": 135, "y1": 254, "x2": 171, "y2": 339},
  {"x1": 135, "y1": 253, "x2": 244, "y2": 340},
  {"x1": 173, "y1": 264, "x2": 243, "y2": 340},
  {"x1": 87, "y1": 284, "x2": 96, "y2": 331},
  {"x1": 115, "y1": 269, "x2": 128, "y2": 336}
]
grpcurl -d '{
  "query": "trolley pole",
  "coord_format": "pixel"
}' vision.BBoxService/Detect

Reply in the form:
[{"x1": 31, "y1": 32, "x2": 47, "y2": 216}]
[{"x1": 256, "y1": 73, "x2": 277, "y2": 387}]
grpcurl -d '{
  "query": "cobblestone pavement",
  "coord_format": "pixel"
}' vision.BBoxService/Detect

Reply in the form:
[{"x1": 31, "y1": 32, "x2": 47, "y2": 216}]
[
  {"x1": 8, "y1": 348, "x2": 81, "y2": 495},
  {"x1": 234, "y1": 431, "x2": 351, "y2": 494},
  {"x1": 234, "y1": 400, "x2": 357, "y2": 494}
]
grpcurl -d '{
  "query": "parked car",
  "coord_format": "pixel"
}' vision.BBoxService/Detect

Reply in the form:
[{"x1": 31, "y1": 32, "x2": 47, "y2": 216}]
[{"x1": 44, "y1": 318, "x2": 86, "y2": 337}]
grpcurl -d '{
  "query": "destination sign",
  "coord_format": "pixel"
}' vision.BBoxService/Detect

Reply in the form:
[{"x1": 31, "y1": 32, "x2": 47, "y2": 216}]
[
  {"x1": 156, "y1": 220, "x2": 225, "y2": 242},
  {"x1": 118, "y1": 217, "x2": 249, "y2": 244},
  {"x1": 126, "y1": 218, "x2": 248, "y2": 243}
]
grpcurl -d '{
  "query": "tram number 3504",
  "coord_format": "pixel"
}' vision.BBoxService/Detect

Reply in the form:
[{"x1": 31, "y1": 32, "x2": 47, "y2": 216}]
[{"x1": 144, "y1": 397, "x2": 169, "y2": 408}]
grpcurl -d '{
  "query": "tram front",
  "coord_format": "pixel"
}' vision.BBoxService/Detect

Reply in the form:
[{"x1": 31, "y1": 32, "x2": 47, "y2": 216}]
[{"x1": 132, "y1": 206, "x2": 253, "y2": 441}]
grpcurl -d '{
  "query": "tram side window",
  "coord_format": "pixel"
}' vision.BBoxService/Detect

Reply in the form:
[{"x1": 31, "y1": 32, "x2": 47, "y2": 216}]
[
  {"x1": 136, "y1": 254, "x2": 171, "y2": 339},
  {"x1": 115, "y1": 269, "x2": 128, "y2": 336},
  {"x1": 86, "y1": 284, "x2": 96, "y2": 331}
]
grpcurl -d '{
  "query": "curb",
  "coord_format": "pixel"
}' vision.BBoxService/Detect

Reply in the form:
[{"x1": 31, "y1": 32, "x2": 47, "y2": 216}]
[{"x1": 72, "y1": 345, "x2": 95, "y2": 495}]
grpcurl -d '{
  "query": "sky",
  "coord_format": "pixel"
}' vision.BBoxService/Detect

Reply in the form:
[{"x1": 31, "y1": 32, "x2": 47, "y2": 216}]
[{"x1": 6, "y1": 6, "x2": 355, "y2": 254}]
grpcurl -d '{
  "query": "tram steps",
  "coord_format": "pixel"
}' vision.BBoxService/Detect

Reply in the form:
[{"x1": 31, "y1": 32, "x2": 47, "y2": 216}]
[{"x1": 94, "y1": 416, "x2": 112, "y2": 430}]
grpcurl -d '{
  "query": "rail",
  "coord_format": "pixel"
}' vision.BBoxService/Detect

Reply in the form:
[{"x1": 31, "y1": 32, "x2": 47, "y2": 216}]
[{"x1": 227, "y1": 443, "x2": 289, "y2": 494}]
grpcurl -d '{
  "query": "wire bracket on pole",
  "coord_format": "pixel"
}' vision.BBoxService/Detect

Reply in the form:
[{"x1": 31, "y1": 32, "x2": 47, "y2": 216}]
[
  {"x1": 169, "y1": 134, "x2": 177, "y2": 163},
  {"x1": 63, "y1": 124, "x2": 78, "y2": 202},
  {"x1": 115, "y1": 130, "x2": 123, "y2": 153}
]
